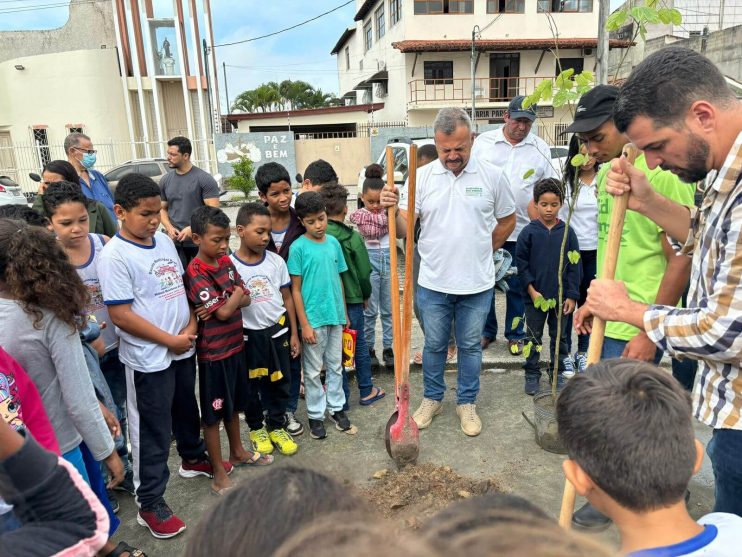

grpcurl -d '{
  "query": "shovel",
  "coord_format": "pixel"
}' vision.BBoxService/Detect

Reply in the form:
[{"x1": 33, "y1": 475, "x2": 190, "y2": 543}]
[
  {"x1": 384, "y1": 144, "x2": 420, "y2": 468},
  {"x1": 558, "y1": 143, "x2": 639, "y2": 528}
]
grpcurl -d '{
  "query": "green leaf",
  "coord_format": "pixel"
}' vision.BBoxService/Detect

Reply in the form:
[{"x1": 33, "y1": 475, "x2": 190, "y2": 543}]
[
  {"x1": 543, "y1": 298, "x2": 557, "y2": 311},
  {"x1": 657, "y1": 7, "x2": 673, "y2": 24},
  {"x1": 555, "y1": 68, "x2": 575, "y2": 90},
  {"x1": 553, "y1": 90, "x2": 571, "y2": 108},
  {"x1": 571, "y1": 153, "x2": 587, "y2": 167},
  {"x1": 669, "y1": 8, "x2": 682, "y2": 25},
  {"x1": 540, "y1": 79, "x2": 553, "y2": 101},
  {"x1": 535, "y1": 345, "x2": 543, "y2": 353},
  {"x1": 534, "y1": 295, "x2": 546, "y2": 311},
  {"x1": 631, "y1": 6, "x2": 660, "y2": 24},
  {"x1": 522, "y1": 341, "x2": 533, "y2": 359},
  {"x1": 567, "y1": 250, "x2": 581, "y2": 264},
  {"x1": 511, "y1": 316, "x2": 522, "y2": 330},
  {"x1": 523, "y1": 168, "x2": 535, "y2": 180},
  {"x1": 605, "y1": 9, "x2": 628, "y2": 31}
]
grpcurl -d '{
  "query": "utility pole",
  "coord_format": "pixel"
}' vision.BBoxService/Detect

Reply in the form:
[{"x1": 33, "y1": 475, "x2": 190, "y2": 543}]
[
  {"x1": 223, "y1": 62, "x2": 231, "y2": 113},
  {"x1": 596, "y1": 0, "x2": 610, "y2": 84},
  {"x1": 471, "y1": 25, "x2": 479, "y2": 130}
]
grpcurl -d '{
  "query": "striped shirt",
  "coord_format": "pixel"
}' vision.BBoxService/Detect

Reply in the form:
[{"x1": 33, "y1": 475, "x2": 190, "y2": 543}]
[
  {"x1": 185, "y1": 256, "x2": 245, "y2": 362},
  {"x1": 644, "y1": 131, "x2": 742, "y2": 430}
]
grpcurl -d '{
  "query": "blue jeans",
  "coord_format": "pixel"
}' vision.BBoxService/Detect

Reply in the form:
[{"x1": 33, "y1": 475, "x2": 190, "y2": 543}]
[
  {"x1": 417, "y1": 285, "x2": 492, "y2": 404},
  {"x1": 601, "y1": 337, "x2": 663, "y2": 364},
  {"x1": 344, "y1": 304, "x2": 373, "y2": 402},
  {"x1": 365, "y1": 248, "x2": 393, "y2": 351},
  {"x1": 0, "y1": 511, "x2": 21, "y2": 534},
  {"x1": 301, "y1": 325, "x2": 345, "y2": 420},
  {"x1": 707, "y1": 428, "x2": 742, "y2": 516},
  {"x1": 483, "y1": 241, "x2": 524, "y2": 341},
  {"x1": 286, "y1": 355, "x2": 302, "y2": 414}
]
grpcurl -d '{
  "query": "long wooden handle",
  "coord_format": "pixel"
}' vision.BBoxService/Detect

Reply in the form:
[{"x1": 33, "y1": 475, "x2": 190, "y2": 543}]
[
  {"x1": 400, "y1": 145, "x2": 417, "y2": 384},
  {"x1": 559, "y1": 143, "x2": 639, "y2": 529},
  {"x1": 386, "y1": 147, "x2": 402, "y2": 391}
]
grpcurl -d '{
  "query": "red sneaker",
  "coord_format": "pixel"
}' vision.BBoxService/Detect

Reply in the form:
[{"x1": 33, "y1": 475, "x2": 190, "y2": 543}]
[
  {"x1": 178, "y1": 458, "x2": 234, "y2": 478},
  {"x1": 137, "y1": 501, "x2": 186, "y2": 539}
]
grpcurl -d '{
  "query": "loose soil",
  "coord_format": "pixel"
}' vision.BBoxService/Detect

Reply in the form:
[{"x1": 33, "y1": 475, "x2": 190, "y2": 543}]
[{"x1": 359, "y1": 463, "x2": 503, "y2": 529}]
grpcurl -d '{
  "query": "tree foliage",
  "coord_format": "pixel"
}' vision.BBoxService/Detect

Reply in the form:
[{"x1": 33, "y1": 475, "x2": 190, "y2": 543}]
[
  {"x1": 231, "y1": 79, "x2": 340, "y2": 113},
  {"x1": 226, "y1": 156, "x2": 256, "y2": 198}
]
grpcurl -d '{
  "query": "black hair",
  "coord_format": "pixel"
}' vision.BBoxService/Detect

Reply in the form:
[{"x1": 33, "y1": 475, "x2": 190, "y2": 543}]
[
  {"x1": 614, "y1": 47, "x2": 736, "y2": 133},
  {"x1": 236, "y1": 202, "x2": 271, "y2": 226},
  {"x1": 320, "y1": 183, "x2": 349, "y2": 216},
  {"x1": 533, "y1": 178, "x2": 564, "y2": 203},
  {"x1": 557, "y1": 359, "x2": 697, "y2": 512},
  {"x1": 191, "y1": 205, "x2": 230, "y2": 236},
  {"x1": 42, "y1": 180, "x2": 88, "y2": 218},
  {"x1": 167, "y1": 136, "x2": 192, "y2": 156},
  {"x1": 42, "y1": 160, "x2": 80, "y2": 186},
  {"x1": 115, "y1": 173, "x2": 161, "y2": 210},
  {"x1": 255, "y1": 162, "x2": 291, "y2": 195},
  {"x1": 295, "y1": 191, "x2": 325, "y2": 219},
  {"x1": 303, "y1": 159, "x2": 338, "y2": 187},
  {"x1": 417, "y1": 143, "x2": 438, "y2": 162},
  {"x1": 362, "y1": 163, "x2": 384, "y2": 193},
  {"x1": 0, "y1": 205, "x2": 49, "y2": 227},
  {"x1": 183, "y1": 467, "x2": 365, "y2": 557}
]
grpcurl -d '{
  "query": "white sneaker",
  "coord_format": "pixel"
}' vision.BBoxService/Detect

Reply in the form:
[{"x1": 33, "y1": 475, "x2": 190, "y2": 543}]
[
  {"x1": 412, "y1": 398, "x2": 442, "y2": 429},
  {"x1": 284, "y1": 412, "x2": 304, "y2": 436},
  {"x1": 456, "y1": 404, "x2": 482, "y2": 437},
  {"x1": 562, "y1": 356, "x2": 576, "y2": 378},
  {"x1": 574, "y1": 352, "x2": 588, "y2": 373}
]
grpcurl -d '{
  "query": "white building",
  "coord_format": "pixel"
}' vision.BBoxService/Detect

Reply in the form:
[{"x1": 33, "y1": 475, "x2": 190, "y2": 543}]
[
  {"x1": 331, "y1": 0, "x2": 630, "y2": 139},
  {"x1": 0, "y1": 0, "x2": 220, "y2": 190}
]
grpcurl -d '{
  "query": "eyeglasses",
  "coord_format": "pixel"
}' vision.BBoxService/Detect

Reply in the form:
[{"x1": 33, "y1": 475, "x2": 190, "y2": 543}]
[{"x1": 74, "y1": 147, "x2": 97, "y2": 154}]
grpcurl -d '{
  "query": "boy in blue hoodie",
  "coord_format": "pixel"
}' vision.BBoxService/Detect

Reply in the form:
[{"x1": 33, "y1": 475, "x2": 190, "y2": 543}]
[{"x1": 515, "y1": 178, "x2": 580, "y2": 395}]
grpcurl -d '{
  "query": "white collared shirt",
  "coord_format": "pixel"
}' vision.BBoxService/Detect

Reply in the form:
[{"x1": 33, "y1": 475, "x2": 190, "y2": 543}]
[
  {"x1": 472, "y1": 128, "x2": 559, "y2": 242},
  {"x1": 400, "y1": 157, "x2": 515, "y2": 295}
]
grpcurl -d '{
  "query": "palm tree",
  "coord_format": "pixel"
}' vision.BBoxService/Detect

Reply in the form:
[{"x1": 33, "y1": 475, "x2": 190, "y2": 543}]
[{"x1": 231, "y1": 80, "x2": 339, "y2": 113}]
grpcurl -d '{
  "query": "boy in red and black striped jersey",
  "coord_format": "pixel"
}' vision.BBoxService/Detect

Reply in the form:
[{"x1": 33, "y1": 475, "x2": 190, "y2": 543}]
[{"x1": 185, "y1": 206, "x2": 273, "y2": 495}]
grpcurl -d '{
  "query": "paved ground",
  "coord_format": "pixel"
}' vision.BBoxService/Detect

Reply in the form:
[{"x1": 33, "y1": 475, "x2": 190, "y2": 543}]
[{"x1": 110, "y1": 252, "x2": 715, "y2": 555}]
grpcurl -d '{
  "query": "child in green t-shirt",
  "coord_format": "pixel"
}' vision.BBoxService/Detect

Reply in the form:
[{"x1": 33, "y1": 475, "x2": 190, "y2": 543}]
[{"x1": 287, "y1": 192, "x2": 357, "y2": 441}]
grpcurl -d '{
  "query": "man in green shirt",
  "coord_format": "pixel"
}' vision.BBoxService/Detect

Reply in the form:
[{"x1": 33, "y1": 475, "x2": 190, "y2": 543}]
[{"x1": 563, "y1": 85, "x2": 694, "y2": 529}]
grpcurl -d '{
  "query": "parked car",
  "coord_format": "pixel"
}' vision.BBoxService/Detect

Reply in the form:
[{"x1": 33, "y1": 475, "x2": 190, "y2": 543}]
[
  {"x1": 104, "y1": 158, "x2": 170, "y2": 193},
  {"x1": 0, "y1": 176, "x2": 28, "y2": 207}
]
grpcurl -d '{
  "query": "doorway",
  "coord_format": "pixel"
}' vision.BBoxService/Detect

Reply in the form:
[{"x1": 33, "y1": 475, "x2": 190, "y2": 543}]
[{"x1": 489, "y1": 53, "x2": 520, "y2": 101}]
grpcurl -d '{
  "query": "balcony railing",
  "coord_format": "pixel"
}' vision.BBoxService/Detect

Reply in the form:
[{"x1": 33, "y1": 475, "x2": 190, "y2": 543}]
[{"x1": 408, "y1": 76, "x2": 556, "y2": 105}]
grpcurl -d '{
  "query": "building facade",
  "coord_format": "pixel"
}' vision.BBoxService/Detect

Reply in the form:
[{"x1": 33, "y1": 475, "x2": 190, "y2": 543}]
[
  {"x1": 0, "y1": 0, "x2": 219, "y2": 190},
  {"x1": 332, "y1": 0, "x2": 629, "y2": 140}
]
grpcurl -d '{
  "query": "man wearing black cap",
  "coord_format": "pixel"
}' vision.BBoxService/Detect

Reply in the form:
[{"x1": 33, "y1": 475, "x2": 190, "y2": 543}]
[
  {"x1": 472, "y1": 96, "x2": 559, "y2": 362},
  {"x1": 565, "y1": 84, "x2": 693, "y2": 529}
]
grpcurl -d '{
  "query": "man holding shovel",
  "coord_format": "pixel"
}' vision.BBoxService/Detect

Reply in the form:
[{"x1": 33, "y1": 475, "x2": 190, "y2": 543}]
[
  {"x1": 381, "y1": 107, "x2": 516, "y2": 437},
  {"x1": 577, "y1": 47, "x2": 742, "y2": 518}
]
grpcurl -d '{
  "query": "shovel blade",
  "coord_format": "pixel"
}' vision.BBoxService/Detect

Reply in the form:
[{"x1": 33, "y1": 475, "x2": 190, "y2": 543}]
[{"x1": 389, "y1": 414, "x2": 419, "y2": 468}]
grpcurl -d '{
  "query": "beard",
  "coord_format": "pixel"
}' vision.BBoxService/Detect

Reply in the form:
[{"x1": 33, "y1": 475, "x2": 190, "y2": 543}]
[{"x1": 661, "y1": 134, "x2": 710, "y2": 183}]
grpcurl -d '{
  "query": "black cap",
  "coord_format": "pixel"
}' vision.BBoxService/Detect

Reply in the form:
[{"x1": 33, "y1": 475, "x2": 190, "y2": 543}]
[
  {"x1": 507, "y1": 95, "x2": 537, "y2": 121},
  {"x1": 562, "y1": 85, "x2": 619, "y2": 134}
]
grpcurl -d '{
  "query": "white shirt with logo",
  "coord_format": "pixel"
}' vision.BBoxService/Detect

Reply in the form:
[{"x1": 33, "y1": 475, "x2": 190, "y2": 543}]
[
  {"x1": 98, "y1": 232, "x2": 194, "y2": 372},
  {"x1": 400, "y1": 157, "x2": 515, "y2": 295},
  {"x1": 628, "y1": 513, "x2": 742, "y2": 556},
  {"x1": 472, "y1": 127, "x2": 559, "y2": 242},
  {"x1": 230, "y1": 251, "x2": 290, "y2": 330}
]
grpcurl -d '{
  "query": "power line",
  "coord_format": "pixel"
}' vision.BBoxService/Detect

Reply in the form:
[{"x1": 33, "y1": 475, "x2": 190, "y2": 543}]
[
  {"x1": 215, "y1": 0, "x2": 354, "y2": 48},
  {"x1": 0, "y1": 0, "x2": 106, "y2": 15}
]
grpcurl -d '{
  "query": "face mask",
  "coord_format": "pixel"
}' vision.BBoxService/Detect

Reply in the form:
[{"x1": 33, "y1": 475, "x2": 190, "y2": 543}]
[{"x1": 81, "y1": 152, "x2": 97, "y2": 169}]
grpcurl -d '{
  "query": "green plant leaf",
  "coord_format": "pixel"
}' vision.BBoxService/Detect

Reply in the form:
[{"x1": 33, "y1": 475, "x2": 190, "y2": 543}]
[
  {"x1": 522, "y1": 341, "x2": 533, "y2": 358},
  {"x1": 570, "y1": 153, "x2": 587, "y2": 167},
  {"x1": 631, "y1": 6, "x2": 660, "y2": 24},
  {"x1": 605, "y1": 9, "x2": 628, "y2": 31},
  {"x1": 523, "y1": 168, "x2": 535, "y2": 180},
  {"x1": 534, "y1": 295, "x2": 546, "y2": 311},
  {"x1": 669, "y1": 8, "x2": 682, "y2": 24},
  {"x1": 579, "y1": 70, "x2": 595, "y2": 82},
  {"x1": 555, "y1": 68, "x2": 575, "y2": 89},
  {"x1": 535, "y1": 345, "x2": 543, "y2": 353},
  {"x1": 553, "y1": 90, "x2": 571, "y2": 107},
  {"x1": 567, "y1": 250, "x2": 581, "y2": 264},
  {"x1": 511, "y1": 316, "x2": 522, "y2": 330}
]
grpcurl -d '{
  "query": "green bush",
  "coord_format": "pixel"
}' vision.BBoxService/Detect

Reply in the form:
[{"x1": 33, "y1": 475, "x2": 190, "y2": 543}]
[{"x1": 226, "y1": 156, "x2": 256, "y2": 198}]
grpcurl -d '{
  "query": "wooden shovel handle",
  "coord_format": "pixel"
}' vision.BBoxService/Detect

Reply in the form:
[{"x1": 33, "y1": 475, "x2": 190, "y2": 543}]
[
  {"x1": 559, "y1": 143, "x2": 639, "y2": 529},
  {"x1": 386, "y1": 147, "x2": 403, "y2": 391}
]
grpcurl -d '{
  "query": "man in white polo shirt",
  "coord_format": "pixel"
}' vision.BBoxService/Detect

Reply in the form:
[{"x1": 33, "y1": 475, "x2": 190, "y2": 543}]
[
  {"x1": 382, "y1": 107, "x2": 516, "y2": 436},
  {"x1": 471, "y1": 96, "x2": 559, "y2": 356}
]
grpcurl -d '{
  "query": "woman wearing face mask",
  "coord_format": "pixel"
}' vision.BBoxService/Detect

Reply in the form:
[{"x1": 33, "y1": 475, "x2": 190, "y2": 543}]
[{"x1": 64, "y1": 132, "x2": 117, "y2": 224}]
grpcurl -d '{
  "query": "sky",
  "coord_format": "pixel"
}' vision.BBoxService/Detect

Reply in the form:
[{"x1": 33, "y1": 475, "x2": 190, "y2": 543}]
[{"x1": 0, "y1": 0, "x2": 625, "y2": 111}]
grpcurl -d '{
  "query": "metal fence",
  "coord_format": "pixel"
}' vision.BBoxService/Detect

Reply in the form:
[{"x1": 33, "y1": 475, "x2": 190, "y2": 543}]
[{"x1": 1, "y1": 138, "x2": 215, "y2": 194}]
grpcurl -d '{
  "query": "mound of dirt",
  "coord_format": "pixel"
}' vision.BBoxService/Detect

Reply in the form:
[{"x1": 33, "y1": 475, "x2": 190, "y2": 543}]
[{"x1": 359, "y1": 463, "x2": 502, "y2": 529}]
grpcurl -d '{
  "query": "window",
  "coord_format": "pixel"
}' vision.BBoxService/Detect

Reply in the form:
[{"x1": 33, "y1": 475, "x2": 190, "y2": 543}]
[
  {"x1": 424, "y1": 61, "x2": 454, "y2": 85},
  {"x1": 414, "y1": 0, "x2": 473, "y2": 14},
  {"x1": 487, "y1": 0, "x2": 525, "y2": 13},
  {"x1": 105, "y1": 165, "x2": 135, "y2": 183},
  {"x1": 345, "y1": 46, "x2": 350, "y2": 70},
  {"x1": 556, "y1": 57, "x2": 584, "y2": 75},
  {"x1": 364, "y1": 21, "x2": 372, "y2": 51},
  {"x1": 66, "y1": 125, "x2": 84, "y2": 134},
  {"x1": 32, "y1": 128, "x2": 50, "y2": 167},
  {"x1": 375, "y1": 6, "x2": 385, "y2": 39},
  {"x1": 389, "y1": 0, "x2": 402, "y2": 25},
  {"x1": 138, "y1": 163, "x2": 162, "y2": 178},
  {"x1": 538, "y1": 0, "x2": 592, "y2": 12}
]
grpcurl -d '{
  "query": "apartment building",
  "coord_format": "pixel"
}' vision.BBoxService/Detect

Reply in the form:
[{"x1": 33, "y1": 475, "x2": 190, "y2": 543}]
[{"x1": 333, "y1": 0, "x2": 630, "y2": 139}]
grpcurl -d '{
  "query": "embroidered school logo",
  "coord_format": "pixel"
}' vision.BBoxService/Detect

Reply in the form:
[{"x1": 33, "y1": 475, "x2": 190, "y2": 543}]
[
  {"x1": 148, "y1": 258, "x2": 185, "y2": 300},
  {"x1": 246, "y1": 274, "x2": 274, "y2": 304},
  {"x1": 199, "y1": 289, "x2": 210, "y2": 302},
  {"x1": 212, "y1": 398, "x2": 224, "y2": 411}
]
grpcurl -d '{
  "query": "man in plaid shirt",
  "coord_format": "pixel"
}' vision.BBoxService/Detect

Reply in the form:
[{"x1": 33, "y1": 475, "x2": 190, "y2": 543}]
[{"x1": 576, "y1": 47, "x2": 742, "y2": 516}]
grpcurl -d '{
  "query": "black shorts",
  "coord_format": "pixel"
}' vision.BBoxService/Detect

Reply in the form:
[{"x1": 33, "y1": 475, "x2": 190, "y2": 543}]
[{"x1": 198, "y1": 350, "x2": 248, "y2": 426}]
